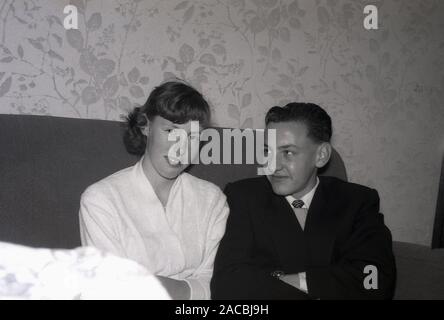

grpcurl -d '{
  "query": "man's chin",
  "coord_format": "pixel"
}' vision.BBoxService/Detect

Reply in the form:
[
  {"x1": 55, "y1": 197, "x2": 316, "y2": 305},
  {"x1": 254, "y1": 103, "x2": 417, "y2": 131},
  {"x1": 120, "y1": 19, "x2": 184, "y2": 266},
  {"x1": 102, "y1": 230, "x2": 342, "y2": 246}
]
[{"x1": 269, "y1": 182, "x2": 292, "y2": 196}]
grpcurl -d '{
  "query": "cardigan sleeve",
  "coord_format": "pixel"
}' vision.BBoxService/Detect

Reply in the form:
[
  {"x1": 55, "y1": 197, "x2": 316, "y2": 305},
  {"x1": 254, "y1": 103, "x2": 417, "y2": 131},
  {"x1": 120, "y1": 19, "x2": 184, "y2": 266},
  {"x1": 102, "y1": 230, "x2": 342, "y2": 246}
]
[
  {"x1": 184, "y1": 188, "x2": 229, "y2": 300},
  {"x1": 79, "y1": 187, "x2": 125, "y2": 258}
]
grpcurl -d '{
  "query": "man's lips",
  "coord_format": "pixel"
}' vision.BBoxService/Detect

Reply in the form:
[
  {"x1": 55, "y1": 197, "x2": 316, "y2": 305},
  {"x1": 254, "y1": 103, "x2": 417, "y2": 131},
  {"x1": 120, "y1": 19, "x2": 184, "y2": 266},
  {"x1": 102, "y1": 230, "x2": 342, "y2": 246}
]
[{"x1": 270, "y1": 175, "x2": 288, "y2": 179}]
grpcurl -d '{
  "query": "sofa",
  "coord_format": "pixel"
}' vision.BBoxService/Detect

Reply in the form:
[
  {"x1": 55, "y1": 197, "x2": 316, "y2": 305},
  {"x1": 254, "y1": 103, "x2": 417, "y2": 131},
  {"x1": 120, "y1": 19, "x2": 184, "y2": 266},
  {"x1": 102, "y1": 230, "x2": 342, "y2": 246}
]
[{"x1": 1, "y1": 114, "x2": 443, "y2": 299}]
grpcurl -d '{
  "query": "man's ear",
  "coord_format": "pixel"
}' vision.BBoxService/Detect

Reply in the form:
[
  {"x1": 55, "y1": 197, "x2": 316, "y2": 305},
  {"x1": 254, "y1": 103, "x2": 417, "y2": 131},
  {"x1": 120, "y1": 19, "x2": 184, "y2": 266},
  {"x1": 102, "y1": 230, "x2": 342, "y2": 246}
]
[{"x1": 315, "y1": 142, "x2": 332, "y2": 168}]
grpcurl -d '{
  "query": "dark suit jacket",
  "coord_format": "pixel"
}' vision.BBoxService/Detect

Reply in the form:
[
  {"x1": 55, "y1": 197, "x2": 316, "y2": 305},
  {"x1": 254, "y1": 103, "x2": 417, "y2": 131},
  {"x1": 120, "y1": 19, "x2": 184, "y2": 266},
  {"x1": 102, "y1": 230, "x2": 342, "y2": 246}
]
[{"x1": 211, "y1": 176, "x2": 396, "y2": 300}]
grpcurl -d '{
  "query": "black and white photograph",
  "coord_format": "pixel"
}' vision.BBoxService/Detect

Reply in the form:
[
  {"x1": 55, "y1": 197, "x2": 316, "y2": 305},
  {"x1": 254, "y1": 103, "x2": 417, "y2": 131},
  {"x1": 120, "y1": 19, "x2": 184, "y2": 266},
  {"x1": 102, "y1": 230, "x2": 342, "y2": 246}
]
[{"x1": 0, "y1": 0, "x2": 443, "y2": 307}]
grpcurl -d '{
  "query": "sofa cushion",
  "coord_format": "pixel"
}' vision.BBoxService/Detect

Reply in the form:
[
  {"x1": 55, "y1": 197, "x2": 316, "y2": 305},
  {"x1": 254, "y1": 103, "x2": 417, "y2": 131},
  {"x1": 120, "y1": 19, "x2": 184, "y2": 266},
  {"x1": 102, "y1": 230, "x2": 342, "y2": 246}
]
[{"x1": 393, "y1": 241, "x2": 444, "y2": 299}]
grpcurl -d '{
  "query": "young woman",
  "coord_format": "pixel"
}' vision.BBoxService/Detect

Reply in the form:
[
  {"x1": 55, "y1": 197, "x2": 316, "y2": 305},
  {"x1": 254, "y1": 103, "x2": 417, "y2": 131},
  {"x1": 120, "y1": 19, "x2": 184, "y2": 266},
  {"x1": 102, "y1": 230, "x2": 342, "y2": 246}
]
[{"x1": 79, "y1": 81, "x2": 229, "y2": 299}]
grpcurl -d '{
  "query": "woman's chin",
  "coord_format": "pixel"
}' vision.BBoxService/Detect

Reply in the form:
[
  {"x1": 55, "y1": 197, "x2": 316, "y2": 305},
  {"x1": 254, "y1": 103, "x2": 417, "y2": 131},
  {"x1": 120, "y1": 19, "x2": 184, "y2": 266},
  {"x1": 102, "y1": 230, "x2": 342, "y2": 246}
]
[{"x1": 160, "y1": 165, "x2": 187, "y2": 180}]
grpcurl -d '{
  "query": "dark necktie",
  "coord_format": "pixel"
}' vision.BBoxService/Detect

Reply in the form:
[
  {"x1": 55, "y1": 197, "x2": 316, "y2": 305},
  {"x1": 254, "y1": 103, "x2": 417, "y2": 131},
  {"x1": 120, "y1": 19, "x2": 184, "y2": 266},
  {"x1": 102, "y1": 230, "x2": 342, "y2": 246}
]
[
  {"x1": 291, "y1": 199, "x2": 307, "y2": 229},
  {"x1": 292, "y1": 199, "x2": 305, "y2": 208}
]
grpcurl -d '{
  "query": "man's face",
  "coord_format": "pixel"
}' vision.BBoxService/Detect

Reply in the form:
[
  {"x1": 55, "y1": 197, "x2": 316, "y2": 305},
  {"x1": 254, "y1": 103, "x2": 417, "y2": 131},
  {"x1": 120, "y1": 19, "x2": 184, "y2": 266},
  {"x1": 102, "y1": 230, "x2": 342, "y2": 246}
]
[
  {"x1": 265, "y1": 121, "x2": 321, "y2": 198},
  {"x1": 145, "y1": 116, "x2": 200, "y2": 180}
]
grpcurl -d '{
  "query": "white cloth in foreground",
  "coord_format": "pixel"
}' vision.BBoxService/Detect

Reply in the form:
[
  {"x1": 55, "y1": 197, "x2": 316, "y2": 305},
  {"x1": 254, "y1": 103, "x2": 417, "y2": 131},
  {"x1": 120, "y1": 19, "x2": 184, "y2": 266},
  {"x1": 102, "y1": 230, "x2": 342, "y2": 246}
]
[
  {"x1": 0, "y1": 242, "x2": 170, "y2": 300},
  {"x1": 79, "y1": 159, "x2": 229, "y2": 300}
]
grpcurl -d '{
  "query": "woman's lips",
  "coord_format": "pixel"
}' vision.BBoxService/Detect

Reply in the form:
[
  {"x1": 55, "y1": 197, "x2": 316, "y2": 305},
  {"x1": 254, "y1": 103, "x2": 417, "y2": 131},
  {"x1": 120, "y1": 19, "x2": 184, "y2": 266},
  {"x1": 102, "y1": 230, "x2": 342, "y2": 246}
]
[{"x1": 164, "y1": 155, "x2": 181, "y2": 167}]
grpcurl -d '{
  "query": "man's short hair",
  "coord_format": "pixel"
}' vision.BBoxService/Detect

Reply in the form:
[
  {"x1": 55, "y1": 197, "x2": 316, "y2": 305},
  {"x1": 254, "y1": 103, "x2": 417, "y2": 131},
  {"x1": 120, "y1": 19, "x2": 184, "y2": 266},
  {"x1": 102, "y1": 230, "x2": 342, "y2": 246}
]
[{"x1": 265, "y1": 102, "x2": 332, "y2": 143}]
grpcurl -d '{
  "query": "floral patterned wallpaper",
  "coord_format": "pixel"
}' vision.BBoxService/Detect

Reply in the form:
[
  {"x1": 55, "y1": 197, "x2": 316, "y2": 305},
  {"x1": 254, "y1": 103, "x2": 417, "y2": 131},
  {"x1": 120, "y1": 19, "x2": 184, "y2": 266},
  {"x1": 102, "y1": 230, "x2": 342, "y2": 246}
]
[{"x1": 0, "y1": 0, "x2": 443, "y2": 246}]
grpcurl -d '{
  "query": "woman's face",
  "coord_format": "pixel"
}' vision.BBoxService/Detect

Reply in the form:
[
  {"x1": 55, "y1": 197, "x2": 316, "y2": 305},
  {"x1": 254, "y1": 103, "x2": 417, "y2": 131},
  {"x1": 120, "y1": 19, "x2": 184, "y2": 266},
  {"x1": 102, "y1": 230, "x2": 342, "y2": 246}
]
[{"x1": 144, "y1": 116, "x2": 200, "y2": 180}]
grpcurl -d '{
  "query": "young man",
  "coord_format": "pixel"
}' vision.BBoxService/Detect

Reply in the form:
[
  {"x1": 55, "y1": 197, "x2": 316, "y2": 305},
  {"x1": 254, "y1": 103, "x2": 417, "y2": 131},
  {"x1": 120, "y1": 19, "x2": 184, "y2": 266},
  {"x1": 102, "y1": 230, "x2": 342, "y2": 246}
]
[{"x1": 211, "y1": 102, "x2": 396, "y2": 300}]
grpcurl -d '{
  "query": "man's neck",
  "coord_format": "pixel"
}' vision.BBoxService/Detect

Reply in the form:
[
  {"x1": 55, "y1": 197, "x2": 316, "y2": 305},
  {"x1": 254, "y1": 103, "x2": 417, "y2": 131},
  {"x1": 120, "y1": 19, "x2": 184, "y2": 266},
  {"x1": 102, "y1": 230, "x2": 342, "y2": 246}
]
[{"x1": 291, "y1": 173, "x2": 318, "y2": 199}]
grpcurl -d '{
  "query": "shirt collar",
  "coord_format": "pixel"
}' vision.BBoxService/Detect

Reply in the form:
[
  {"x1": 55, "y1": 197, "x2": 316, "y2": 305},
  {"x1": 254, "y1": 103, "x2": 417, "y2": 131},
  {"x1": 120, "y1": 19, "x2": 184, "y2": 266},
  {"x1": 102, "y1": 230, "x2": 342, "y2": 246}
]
[{"x1": 285, "y1": 177, "x2": 320, "y2": 210}]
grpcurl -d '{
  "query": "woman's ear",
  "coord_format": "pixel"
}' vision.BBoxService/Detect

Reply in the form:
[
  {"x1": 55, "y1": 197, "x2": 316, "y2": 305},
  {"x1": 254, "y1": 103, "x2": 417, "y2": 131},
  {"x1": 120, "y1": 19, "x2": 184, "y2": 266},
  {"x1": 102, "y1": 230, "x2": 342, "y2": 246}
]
[
  {"x1": 315, "y1": 142, "x2": 332, "y2": 169},
  {"x1": 140, "y1": 114, "x2": 150, "y2": 137}
]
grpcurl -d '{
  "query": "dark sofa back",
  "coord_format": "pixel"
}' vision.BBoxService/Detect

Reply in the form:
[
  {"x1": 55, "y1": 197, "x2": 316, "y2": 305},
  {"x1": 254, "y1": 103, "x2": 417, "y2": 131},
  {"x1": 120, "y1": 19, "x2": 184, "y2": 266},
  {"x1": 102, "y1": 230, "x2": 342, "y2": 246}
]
[{"x1": 0, "y1": 114, "x2": 346, "y2": 249}]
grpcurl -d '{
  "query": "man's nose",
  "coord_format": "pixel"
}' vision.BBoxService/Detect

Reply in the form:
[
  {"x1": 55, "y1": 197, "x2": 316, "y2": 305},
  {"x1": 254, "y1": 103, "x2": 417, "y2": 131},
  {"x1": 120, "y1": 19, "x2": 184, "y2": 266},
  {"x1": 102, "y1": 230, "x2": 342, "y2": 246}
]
[{"x1": 274, "y1": 153, "x2": 284, "y2": 172}]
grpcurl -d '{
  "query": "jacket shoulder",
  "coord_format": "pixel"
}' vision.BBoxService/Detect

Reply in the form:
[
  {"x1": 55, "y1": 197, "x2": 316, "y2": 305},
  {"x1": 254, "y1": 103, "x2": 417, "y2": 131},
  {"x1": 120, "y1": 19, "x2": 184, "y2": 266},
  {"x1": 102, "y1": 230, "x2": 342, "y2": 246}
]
[
  {"x1": 319, "y1": 176, "x2": 378, "y2": 198},
  {"x1": 224, "y1": 176, "x2": 271, "y2": 195}
]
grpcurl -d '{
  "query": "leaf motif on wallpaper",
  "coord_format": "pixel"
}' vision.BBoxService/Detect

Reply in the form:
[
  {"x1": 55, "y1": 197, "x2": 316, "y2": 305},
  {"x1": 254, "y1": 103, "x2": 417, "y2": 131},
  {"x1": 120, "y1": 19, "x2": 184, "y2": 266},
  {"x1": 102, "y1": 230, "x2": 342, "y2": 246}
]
[
  {"x1": 80, "y1": 51, "x2": 97, "y2": 76},
  {"x1": 230, "y1": 0, "x2": 246, "y2": 8},
  {"x1": 263, "y1": 0, "x2": 278, "y2": 7},
  {"x1": 129, "y1": 85, "x2": 144, "y2": 99},
  {"x1": 95, "y1": 59, "x2": 116, "y2": 81},
  {"x1": 128, "y1": 67, "x2": 141, "y2": 83},
  {"x1": 265, "y1": 89, "x2": 284, "y2": 99},
  {"x1": 87, "y1": 13, "x2": 102, "y2": 32},
  {"x1": 174, "y1": 1, "x2": 189, "y2": 10},
  {"x1": 250, "y1": 16, "x2": 266, "y2": 34},
  {"x1": 278, "y1": 74, "x2": 292, "y2": 88},
  {"x1": 317, "y1": 6, "x2": 330, "y2": 26},
  {"x1": 241, "y1": 93, "x2": 252, "y2": 109},
  {"x1": 296, "y1": 83, "x2": 304, "y2": 96},
  {"x1": 179, "y1": 44, "x2": 195, "y2": 64},
  {"x1": 48, "y1": 15, "x2": 63, "y2": 28},
  {"x1": 27, "y1": 39, "x2": 44, "y2": 52},
  {"x1": 369, "y1": 39, "x2": 379, "y2": 52},
  {"x1": 212, "y1": 44, "x2": 226, "y2": 56},
  {"x1": 103, "y1": 75, "x2": 119, "y2": 97},
  {"x1": 70, "y1": 0, "x2": 85, "y2": 13},
  {"x1": 199, "y1": 53, "x2": 216, "y2": 66},
  {"x1": 267, "y1": 8, "x2": 281, "y2": 28},
  {"x1": 52, "y1": 34, "x2": 63, "y2": 47},
  {"x1": 48, "y1": 50, "x2": 64, "y2": 62},
  {"x1": 17, "y1": 45, "x2": 24, "y2": 59},
  {"x1": 183, "y1": 5, "x2": 195, "y2": 24},
  {"x1": 119, "y1": 72, "x2": 128, "y2": 86},
  {"x1": 286, "y1": 62, "x2": 295, "y2": 74},
  {"x1": 258, "y1": 46, "x2": 268, "y2": 57},
  {"x1": 271, "y1": 48, "x2": 281, "y2": 63},
  {"x1": 279, "y1": 27, "x2": 290, "y2": 42},
  {"x1": 139, "y1": 76, "x2": 150, "y2": 85},
  {"x1": 228, "y1": 104, "x2": 240, "y2": 121},
  {"x1": 163, "y1": 72, "x2": 177, "y2": 81},
  {"x1": 382, "y1": 89, "x2": 397, "y2": 103},
  {"x1": 365, "y1": 65, "x2": 378, "y2": 83},
  {"x1": 0, "y1": 76, "x2": 12, "y2": 98},
  {"x1": 66, "y1": 29, "x2": 84, "y2": 51},
  {"x1": 297, "y1": 66, "x2": 309, "y2": 77},
  {"x1": 0, "y1": 56, "x2": 13, "y2": 63},
  {"x1": 119, "y1": 96, "x2": 132, "y2": 110},
  {"x1": 381, "y1": 52, "x2": 390, "y2": 67},
  {"x1": 242, "y1": 117, "x2": 253, "y2": 129},
  {"x1": 288, "y1": 17, "x2": 301, "y2": 30},
  {"x1": 81, "y1": 86, "x2": 100, "y2": 105}
]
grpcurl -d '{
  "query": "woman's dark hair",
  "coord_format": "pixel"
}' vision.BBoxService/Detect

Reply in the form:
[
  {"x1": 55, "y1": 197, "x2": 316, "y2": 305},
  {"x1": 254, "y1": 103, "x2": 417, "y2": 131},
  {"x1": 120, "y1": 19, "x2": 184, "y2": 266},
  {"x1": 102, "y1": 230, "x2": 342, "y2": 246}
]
[
  {"x1": 265, "y1": 102, "x2": 332, "y2": 143},
  {"x1": 124, "y1": 81, "x2": 211, "y2": 155}
]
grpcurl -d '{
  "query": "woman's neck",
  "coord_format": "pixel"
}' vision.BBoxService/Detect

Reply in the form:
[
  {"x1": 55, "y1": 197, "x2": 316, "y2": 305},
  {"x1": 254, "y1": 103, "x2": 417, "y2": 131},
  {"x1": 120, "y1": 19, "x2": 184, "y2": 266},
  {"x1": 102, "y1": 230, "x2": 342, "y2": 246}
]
[{"x1": 141, "y1": 156, "x2": 175, "y2": 207}]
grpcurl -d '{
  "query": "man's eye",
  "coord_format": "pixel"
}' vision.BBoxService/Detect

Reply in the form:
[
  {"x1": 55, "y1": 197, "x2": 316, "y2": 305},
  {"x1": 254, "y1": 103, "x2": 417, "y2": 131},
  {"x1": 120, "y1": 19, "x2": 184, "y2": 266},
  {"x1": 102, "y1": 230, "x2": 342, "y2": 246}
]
[{"x1": 285, "y1": 150, "x2": 294, "y2": 156}]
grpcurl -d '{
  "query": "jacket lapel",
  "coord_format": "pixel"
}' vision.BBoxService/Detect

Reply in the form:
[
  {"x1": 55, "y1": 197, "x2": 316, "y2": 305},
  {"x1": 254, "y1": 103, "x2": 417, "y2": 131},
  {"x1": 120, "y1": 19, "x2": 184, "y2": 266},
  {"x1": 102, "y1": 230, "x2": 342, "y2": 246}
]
[
  {"x1": 304, "y1": 178, "x2": 338, "y2": 266},
  {"x1": 263, "y1": 188, "x2": 306, "y2": 272},
  {"x1": 262, "y1": 177, "x2": 340, "y2": 271}
]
